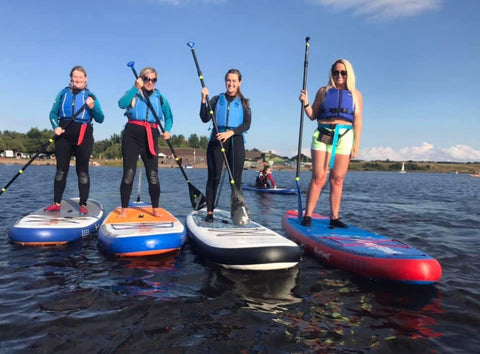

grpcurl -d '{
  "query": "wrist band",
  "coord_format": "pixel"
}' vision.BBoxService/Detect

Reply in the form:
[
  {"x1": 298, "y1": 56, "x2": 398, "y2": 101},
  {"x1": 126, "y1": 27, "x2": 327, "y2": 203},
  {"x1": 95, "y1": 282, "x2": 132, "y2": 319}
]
[{"x1": 304, "y1": 103, "x2": 310, "y2": 108}]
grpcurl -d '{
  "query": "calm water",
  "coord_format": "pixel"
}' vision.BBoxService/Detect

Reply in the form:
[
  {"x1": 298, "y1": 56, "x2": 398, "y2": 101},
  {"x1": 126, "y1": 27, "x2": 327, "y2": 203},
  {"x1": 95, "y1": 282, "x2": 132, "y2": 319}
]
[{"x1": 0, "y1": 164, "x2": 479, "y2": 353}]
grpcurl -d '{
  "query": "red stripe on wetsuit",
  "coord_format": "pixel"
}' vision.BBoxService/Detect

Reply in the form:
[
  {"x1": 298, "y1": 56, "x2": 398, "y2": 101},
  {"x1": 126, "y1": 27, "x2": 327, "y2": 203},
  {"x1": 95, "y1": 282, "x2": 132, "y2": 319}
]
[{"x1": 128, "y1": 120, "x2": 159, "y2": 156}]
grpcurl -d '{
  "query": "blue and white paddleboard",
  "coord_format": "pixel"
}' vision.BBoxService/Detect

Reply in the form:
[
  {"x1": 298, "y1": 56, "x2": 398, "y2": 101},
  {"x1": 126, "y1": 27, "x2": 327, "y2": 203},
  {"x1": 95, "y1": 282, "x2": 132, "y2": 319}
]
[
  {"x1": 186, "y1": 209, "x2": 303, "y2": 270},
  {"x1": 9, "y1": 198, "x2": 104, "y2": 246},
  {"x1": 242, "y1": 184, "x2": 297, "y2": 195}
]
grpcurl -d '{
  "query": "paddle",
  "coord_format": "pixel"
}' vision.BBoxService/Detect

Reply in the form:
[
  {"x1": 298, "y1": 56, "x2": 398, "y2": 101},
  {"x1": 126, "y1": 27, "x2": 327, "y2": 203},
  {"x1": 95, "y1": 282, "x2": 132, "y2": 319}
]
[
  {"x1": 135, "y1": 169, "x2": 142, "y2": 203},
  {"x1": 127, "y1": 61, "x2": 206, "y2": 211},
  {"x1": 186, "y1": 41, "x2": 251, "y2": 226},
  {"x1": 295, "y1": 37, "x2": 310, "y2": 222},
  {"x1": 0, "y1": 101, "x2": 91, "y2": 196}
]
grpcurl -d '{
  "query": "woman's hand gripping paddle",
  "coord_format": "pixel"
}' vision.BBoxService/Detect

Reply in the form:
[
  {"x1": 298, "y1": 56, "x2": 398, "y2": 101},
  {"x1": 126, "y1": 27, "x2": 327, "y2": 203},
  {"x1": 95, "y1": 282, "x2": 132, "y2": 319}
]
[
  {"x1": 186, "y1": 42, "x2": 250, "y2": 226},
  {"x1": 127, "y1": 61, "x2": 206, "y2": 211}
]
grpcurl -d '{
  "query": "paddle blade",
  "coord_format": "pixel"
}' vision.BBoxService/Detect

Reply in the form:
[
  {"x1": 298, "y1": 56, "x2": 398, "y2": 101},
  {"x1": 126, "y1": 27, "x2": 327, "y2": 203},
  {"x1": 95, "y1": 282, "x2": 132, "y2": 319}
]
[
  {"x1": 189, "y1": 183, "x2": 206, "y2": 211},
  {"x1": 230, "y1": 187, "x2": 250, "y2": 226}
]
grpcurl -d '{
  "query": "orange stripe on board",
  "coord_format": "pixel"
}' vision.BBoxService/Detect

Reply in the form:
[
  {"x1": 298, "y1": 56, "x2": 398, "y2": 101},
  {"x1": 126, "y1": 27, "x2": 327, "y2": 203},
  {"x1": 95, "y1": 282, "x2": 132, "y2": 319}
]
[
  {"x1": 13, "y1": 241, "x2": 69, "y2": 246},
  {"x1": 105, "y1": 207, "x2": 178, "y2": 224},
  {"x1": 114, "y1": 247, "x2": 180, "y2": 257}
]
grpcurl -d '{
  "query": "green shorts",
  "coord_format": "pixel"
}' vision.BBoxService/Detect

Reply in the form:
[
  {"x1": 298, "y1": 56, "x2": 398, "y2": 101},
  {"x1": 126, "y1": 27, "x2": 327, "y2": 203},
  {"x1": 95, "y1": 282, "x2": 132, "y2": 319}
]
[{"x1": 311, "y1": 127, "x2": 354, "y2": 155}]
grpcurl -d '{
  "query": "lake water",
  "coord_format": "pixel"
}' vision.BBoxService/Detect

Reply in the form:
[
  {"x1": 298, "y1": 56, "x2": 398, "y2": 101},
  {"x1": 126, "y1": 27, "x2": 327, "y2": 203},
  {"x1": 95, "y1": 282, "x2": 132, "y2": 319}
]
[{"x1": 0, "y1": 164, "x2": 479, "y2": 353}]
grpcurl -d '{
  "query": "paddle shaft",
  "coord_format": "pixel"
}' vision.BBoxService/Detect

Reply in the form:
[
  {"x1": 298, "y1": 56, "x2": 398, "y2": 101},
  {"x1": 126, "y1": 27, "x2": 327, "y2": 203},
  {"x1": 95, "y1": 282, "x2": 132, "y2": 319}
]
[
  {"x1": 296, "y1": 37, "x2": 310, "y2": 178},
  {"x1": 296, "y1": 37, "x2": 310, "y2": 221},
  {"x1": 0, "y1": 102, "x2": 90, "y2": 196},
  {"x1": 187, "y1": 47, "x2": 237, "y2": 186}
]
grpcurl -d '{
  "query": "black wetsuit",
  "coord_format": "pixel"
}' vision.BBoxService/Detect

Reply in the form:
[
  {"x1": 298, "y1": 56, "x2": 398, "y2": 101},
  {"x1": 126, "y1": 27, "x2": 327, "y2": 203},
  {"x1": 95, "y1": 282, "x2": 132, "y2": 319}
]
[{"x1": 200, "y1": 94, "x2": 251, "y2": 212}]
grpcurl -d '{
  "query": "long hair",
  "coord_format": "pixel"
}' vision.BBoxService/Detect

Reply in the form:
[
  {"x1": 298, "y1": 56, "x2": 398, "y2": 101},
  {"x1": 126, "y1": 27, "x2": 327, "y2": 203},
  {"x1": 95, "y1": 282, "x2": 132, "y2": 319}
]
[
  {"x1": 69, "y1": 65, "x2": 88, "y2": 89},
  {"x1": 325, "y1": 59, "x2": 359, "y2": 110},
  {"x1": 225, "y1": 69, "x2": 249, "y2": 110}
]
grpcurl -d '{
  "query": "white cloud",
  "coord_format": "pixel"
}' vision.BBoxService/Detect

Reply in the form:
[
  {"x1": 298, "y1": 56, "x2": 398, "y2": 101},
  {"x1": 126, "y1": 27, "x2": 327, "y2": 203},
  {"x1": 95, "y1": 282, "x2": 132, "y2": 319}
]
[
  {"x1": 360, "y1": 142, "x2": 480, "y2": 162},
  {"x1": 272, "y1": 143, "x2": 480, "y2": 162},
  {"x1": 314, "y1": 0, "x2": 443, "y2": 20}
]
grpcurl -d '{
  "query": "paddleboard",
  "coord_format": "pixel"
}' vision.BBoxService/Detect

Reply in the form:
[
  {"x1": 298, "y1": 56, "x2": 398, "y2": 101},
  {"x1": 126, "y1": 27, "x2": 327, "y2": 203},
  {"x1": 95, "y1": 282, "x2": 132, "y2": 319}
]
[
  {"x1": 8, "y1": 198, "x2": 104, "y2": 246},
  {"x1": 98, "y1": 202, "x2": 186, "y2": 256},
  {"x1": 282, "y1": 210, "x2": 442, "y2": 284},
  {"x1": 242, "y1": 184, "x2": 297, "y2": 195},
  {"x1": 186, "y1": 209, "x2": 303, "y2": 270}
]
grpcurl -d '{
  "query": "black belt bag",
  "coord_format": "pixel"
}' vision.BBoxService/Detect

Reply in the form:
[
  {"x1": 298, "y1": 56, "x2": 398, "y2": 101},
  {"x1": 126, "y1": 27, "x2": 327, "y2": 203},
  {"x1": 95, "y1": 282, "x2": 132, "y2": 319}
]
[{"x1": 317, "y1": 127, "x2": 334, "y2": 145}]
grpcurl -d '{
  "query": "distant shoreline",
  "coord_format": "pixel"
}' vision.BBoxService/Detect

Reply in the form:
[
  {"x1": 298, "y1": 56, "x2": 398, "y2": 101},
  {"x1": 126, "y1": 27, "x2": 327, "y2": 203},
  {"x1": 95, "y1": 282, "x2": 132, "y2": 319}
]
[{"x1": 1, "y1": 157, "x2": 479, "y2": 174}]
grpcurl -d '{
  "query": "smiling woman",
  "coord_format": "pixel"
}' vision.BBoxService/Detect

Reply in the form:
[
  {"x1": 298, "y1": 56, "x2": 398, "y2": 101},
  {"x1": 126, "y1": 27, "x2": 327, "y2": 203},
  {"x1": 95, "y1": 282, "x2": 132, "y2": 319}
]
[{"x1": 44, "y1": 65, "x2": 105, "y2": 215}]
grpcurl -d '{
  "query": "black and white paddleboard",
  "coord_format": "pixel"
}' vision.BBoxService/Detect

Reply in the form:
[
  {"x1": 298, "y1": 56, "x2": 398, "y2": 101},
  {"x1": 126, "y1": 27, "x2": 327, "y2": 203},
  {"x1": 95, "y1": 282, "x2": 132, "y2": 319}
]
[
  {"x1": 186, "y1": 209, "x2": 303, "y2": 270},
  {"x1": 9, "y1": 198, "x2": 104, "y2": 246}
]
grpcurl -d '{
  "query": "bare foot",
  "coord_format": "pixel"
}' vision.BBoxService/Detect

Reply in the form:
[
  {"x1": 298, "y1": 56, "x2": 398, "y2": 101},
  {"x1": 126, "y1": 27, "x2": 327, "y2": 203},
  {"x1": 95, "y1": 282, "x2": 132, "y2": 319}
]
[
  {"x1": 153, "y1": 208, "x2": 161, "y2": 217},
  {"x1": 119, "y1": 208, "x2": 129, "y2": 218}
]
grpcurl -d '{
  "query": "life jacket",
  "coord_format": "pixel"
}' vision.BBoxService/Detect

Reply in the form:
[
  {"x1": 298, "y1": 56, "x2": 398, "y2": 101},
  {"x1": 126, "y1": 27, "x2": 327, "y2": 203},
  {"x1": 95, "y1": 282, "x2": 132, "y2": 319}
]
[
  {"x1": 58, "y1": 88, "x2": 92, "y2": 123},
  {"x1": 317, "y1": 88, "x2": 355, "y2": 123},
  {"x1": 214, "y1": 94, "x2": 244, "y2": 132},
  {"x1": 126, "y1": 89, "x2": 164, "y2": 124}
]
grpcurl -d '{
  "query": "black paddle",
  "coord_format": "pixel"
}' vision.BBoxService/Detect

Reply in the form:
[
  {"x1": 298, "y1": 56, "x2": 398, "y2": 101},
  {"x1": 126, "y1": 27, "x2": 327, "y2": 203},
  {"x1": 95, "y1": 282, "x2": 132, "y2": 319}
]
[
  {"x1": 0, "y1": 101, "x2": 91, "y2": 196},
  {"x1": 127, "y1": 61, "x2": 206, "y2": 211},
  {"x1": 296, "y1": 37, "x2": 310, "y2": 222},
  {"x1": 186, "y1": 41, "x2": 251, "y2": 226}
]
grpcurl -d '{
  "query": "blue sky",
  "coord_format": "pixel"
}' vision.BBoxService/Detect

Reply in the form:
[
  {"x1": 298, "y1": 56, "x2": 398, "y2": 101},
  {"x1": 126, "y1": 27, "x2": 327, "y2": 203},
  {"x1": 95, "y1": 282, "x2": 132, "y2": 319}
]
[{"x1": 0, "y1": 0, "x2": 479, "y2": 162}]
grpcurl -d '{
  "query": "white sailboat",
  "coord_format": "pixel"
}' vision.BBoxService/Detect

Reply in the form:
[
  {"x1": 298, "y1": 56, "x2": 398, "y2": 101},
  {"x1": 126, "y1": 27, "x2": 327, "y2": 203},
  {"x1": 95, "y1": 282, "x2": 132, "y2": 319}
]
[{"x1": 400, "y1": 162, "x2": 406, "y2": 173}]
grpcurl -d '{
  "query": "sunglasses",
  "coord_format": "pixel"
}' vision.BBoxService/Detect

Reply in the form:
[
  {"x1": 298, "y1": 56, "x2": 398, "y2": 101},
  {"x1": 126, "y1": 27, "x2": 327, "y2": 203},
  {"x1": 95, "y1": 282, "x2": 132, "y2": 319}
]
[
  {"x1": 142, "y1": 76, "x2": 157, "y2": 83},
  {"x1": 332, "y1": 70, "x2": 347, "y2": 77}
]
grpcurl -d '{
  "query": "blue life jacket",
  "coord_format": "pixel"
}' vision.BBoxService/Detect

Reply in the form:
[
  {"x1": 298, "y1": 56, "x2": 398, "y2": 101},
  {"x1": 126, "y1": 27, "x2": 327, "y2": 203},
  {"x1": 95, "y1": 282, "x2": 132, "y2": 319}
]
[
  {"x1": 317, "y1": 88, "x2": 355, "y2": 123},
  {"x1": 126, "y1": 89, "x2": 163, "y2": 123},
  {"x1": 214, "y1": 94, "x2": 244, "y2": 132},
  {"x1": 58, "y1": 88, "x2": 92, "y2": 123}
]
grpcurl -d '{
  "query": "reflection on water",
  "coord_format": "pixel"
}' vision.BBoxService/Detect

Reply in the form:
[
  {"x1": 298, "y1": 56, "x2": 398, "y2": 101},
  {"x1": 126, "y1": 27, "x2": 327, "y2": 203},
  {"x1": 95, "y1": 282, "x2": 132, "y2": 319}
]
[
  {"x1": 0, "y1": 167, "x2": 479, "y2": 352},
  {"x1": 277, "y1": 269, "x2": 444, "y2": 352},
  {"x1": 220, "y1": 267, "x2": 301, "y2": 314},
  {"x1": 109, "y1": 252, "x2": 181, "y2": 300}
]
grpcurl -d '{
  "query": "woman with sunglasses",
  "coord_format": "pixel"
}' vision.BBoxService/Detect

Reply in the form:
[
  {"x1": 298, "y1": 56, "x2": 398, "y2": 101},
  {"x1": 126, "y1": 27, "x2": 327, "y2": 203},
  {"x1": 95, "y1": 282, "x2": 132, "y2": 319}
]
[
  {"x1": 44, "y1": 65, "x2": 104, "y2": 215},
  {"x1": 118, "y1": 66, "x2": 173, "y2": 217},
  {"x1": 200, "y1": 68, "x2": 251, "y2": 222},
  {"x1": 299, "y1": 58, "x2": 363, "y2": 228}
]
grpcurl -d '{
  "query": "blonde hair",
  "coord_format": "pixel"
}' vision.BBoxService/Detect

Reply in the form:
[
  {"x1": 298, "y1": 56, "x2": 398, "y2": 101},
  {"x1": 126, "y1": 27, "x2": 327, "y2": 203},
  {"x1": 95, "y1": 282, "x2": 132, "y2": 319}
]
[
  {"x1": 325, "y1": 59, "x2": 359, "y2": 110},
  {"x1": 139, "y1": 67, "x2": 158, "y2": 78}
]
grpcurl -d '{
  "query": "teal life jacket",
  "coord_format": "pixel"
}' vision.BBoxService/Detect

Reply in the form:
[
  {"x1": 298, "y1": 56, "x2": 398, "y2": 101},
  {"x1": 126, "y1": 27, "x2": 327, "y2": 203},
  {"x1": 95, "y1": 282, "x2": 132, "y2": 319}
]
[
  {"x1": 214, "y1": 93, "x2": 244, "y2": 134},
  {"x1": 126, "y1": 89, "x2": 164, "y2": 124},
  {"x1": 318, "y1": 88, "x2": 355, "y2": 123},
  {"x1": 58, "y1": 88, "x2": 92, "y2": 123}
]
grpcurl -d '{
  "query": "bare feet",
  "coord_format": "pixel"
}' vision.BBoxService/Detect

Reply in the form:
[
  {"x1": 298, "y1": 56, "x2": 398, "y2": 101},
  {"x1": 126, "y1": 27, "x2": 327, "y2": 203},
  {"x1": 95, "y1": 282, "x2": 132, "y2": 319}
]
[
  {"x1": 153, "y1": 208, "x2": 161, "y2": 217},
  {"x1": 119, "y1": 208, "x2": 129, "y2": 218}
]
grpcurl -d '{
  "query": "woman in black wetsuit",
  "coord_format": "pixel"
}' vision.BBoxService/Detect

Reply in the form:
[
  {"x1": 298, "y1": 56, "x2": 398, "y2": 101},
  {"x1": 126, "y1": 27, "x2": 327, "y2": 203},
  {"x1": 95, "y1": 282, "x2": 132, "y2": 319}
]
[
  {"x1": 199, "y1": 69, "x2": 251, "y2": 222},
  {"x1": 118, "y1": 66, "x2": 173, "y2": 218},
  {"x1": 45, "y1": 65, "x2": 104, "y2": 215}
]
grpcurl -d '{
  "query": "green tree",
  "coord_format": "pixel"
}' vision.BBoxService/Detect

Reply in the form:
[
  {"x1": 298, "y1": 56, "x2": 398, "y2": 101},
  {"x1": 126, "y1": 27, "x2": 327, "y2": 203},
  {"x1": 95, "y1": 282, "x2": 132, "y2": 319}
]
[{"x1": 187, "y1": 133, "x2": 200, "y2": 148}]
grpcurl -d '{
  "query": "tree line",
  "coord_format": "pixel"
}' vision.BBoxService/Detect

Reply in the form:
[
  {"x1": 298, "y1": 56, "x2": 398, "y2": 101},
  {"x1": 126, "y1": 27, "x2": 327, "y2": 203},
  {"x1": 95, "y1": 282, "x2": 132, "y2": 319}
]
[{"x1": 0, "y1": 128, "x2": 211, "y2": 160}]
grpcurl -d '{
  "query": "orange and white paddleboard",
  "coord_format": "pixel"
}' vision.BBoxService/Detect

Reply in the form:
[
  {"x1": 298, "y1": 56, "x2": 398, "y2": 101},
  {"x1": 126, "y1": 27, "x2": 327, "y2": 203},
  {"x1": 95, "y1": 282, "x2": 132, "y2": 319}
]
[{"x1": 98, "y1": 202, "x2": 186, "y2": 256}]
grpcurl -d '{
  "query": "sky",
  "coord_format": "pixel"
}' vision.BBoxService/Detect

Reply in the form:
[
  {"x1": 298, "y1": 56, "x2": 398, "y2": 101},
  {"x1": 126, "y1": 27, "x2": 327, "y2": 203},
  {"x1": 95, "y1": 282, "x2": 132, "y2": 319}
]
[{"x1": 0, "y1": 0, "x2": 479, "y2": 162}]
